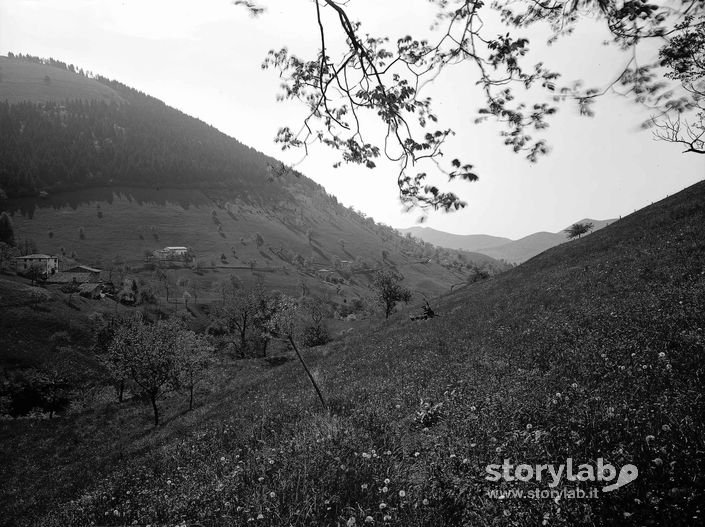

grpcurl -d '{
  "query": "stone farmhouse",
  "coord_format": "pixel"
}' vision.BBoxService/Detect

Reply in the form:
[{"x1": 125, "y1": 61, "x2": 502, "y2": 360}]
[{"x1": 13, "y1": 254, "x2": 59, "y2": 276}]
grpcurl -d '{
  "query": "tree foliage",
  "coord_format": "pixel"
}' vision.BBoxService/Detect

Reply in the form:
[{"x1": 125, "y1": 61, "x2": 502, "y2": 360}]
[
  {"x1": 0, "y1": 212, "x2": 15, "y2": 246},
  {"x1": 250, "y1": 1, "x2": 705, "y2": 210},
  {"x1": 372, "y1": 269, "x2": 412, "y2": 319},
  {"x1": 565, "y1": 221, "x2": 594, "y2": 239},
  {"x1": 108, "y1": 315, "x2": 184, "y2": 425}
]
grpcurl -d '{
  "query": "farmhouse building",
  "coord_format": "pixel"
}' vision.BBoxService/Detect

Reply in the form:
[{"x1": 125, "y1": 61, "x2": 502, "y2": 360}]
[
  {"x1": 154, "y1": 246, "x2": 189, "y2": 261},
  {"x1": 66, "y1": 265, "x2": 102, "y2": 282},
  {"x1": 78, "y1": 283, "x2": 103, "y2": 299},
  {"x1": 14, "y1": 254, "x2": 59, "y2": 276}
]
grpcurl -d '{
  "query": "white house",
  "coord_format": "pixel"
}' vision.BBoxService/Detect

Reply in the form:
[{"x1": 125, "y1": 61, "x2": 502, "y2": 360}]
[
  {"x1": 14, "y1": 254, "x2": 59, "y2": 276},
  {"x1": 154, "y1": 246, "x2": 189, "y2": 261}
]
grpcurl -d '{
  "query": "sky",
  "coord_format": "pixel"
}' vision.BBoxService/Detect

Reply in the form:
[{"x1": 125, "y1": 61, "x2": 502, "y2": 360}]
[{"x1": 0, "y1": 0, "x2": 703, "y2": 239}]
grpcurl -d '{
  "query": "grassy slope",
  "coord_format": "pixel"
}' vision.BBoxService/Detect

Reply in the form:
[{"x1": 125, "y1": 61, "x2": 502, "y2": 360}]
[
  {"x1": 4, "y1": 186, "x2": 485, "y2": 300},
  {"x1": 0, "y1": 57, "x2": 123, "y2": 104},
  {"x1": 1, "y1": 180, "x2": 703, "y2": 526}
]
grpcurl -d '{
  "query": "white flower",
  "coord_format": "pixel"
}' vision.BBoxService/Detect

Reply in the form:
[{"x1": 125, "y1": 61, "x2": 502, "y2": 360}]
[
  {"x1": 384, "y1": 478, "x2": 390, "y2": 485},
  {"x1": 365, "y1": 516, "x2": 374, "y2": 523},
  {"x1": 269, "y1": 491, "x2": 276, "y2": 498},
  {"x1": 347, "y1": 517, "x2": 357, "y2": 527},
  {"x1": 382, "y1": 486, "x2": 388, "y2": 493},
  {"x1": 379, "y1": 502, "x2": 387, "y2": 509},
  {"x1": 399, "y1": 490, "x2": 406, "y2": 498},
  {"x1": 422, "y1": 498, "x2": 429, "y2": 506}
]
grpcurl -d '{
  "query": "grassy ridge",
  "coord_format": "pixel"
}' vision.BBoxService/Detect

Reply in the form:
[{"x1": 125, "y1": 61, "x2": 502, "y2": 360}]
[{"x1": 2, "y1": 181, "x2": 702, "y2": 526}]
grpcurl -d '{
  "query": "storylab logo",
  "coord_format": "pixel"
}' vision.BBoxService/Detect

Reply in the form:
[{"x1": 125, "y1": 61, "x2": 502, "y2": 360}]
[{"x1": 485, "y1": 458, "x2": 639, "y2": 497}]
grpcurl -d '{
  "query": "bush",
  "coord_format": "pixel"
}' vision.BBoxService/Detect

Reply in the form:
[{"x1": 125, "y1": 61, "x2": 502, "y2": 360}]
[{"x1": 301, "y1": 324, "x2": 330, "y2": 347}]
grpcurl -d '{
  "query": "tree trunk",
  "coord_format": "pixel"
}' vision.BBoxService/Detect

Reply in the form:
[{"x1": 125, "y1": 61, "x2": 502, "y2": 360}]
[
  {"x1": 150, "y1": 394, "x2": 159, "y2": 426},
  {"x1": 240, "y1": 326, "x2": 247, "y2": 351},
  {"x1": 117, "y1": 380, "x2": 124, "y2": 403},
  {"x1": 262, "y1": 338, "x2": 268, "y2": 358},
  {"x1": 288, "y1": 336, "x2": 327, "y2": 409},
  {"x1": 189, "y1": 385, "x2": 194, "y2": 411}
]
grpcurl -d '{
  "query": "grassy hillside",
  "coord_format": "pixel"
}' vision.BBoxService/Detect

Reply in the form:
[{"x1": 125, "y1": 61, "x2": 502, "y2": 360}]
[{"x1": 2, "y1": 177, "x2": 702, "y2": 526}]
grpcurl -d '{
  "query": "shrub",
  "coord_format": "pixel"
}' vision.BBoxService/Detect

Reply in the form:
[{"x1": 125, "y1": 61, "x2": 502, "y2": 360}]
[{"x1": 301, "y1": 324, "x2": 330, "y2": 347}]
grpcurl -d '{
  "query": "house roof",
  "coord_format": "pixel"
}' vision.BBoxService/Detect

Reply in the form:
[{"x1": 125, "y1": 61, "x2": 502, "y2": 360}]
[
  {"x1": 15, "y1": 254, "x2": 56, "y2": 260},
  {"x1": 67, "y1": 265, "x2": 102, "y2": 273},
  {"x1": 78, "y1": 283, "x2": 102, "y2": 293},
  {"x1": 164, "y1": 246, "x2": 188, "y2": 251}
]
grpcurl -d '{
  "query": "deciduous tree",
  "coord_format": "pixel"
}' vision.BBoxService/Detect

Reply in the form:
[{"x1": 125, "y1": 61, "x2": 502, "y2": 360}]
[{"x1": 372, "y1": 269, "x2": 412, "y2": 319}]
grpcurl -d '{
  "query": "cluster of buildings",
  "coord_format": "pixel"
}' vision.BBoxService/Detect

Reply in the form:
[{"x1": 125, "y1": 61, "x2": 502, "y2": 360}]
[{"x1": 14, "y1": 254, "x2": 103, "y2": 298}]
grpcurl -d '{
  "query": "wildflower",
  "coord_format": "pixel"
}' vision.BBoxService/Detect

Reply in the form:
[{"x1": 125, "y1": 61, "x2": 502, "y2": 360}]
[
  {"x1": 526, "y1": 424, "x2": 533, "y2": 430},
  {"x1": 662, "y1": 424, "x2": 671, "y2": 432},
  {"x1": 220, "y1": 456, "x2": 226, "y2": 462},
  {"x1": 383, "y1": 515, "x2": 391, "y2": 521},
  {"x1": 347, "y1": 517, "x2": 357, "y2": 527},
  {"x1": 645, "y1": 435, "x2": 655, "y2": 443},
  {"x1": 269, "y1": 491, "x2": 276, "y2": 498},
  {"x1": 362, "y1": 452, "x2": 371, "y2": 459},
  {"x1": 258, "y1": 476, "x2": 264, "y2": 482},
  {"x1": 422, "y1": 498, "x2": 429, "y2": 506},
  {"x1": 399, "y1": 490, "x2": 406, "y2": 498},
  {"x1": 652, "y1": 458, "x2": 663, "y2": 467},
  {"x1": 384, "y1": 478, "x2": 390, "y2": 485},
  {"x1": 495, "y1": 446, "x2": 502, "y2": 453},
  {"x1": 555, "y1": 392, "x2": 562, "y2": 398},
  {"x1": 470, "y1": 406, "x2": 476, "y2": 412},
  {"x1": 379, "y1": 502, "x2": 387, "y2": 510},
  {"x1": 257, "y1": 513, "x2": 264, "y2": 520},
  {"x1": 361, "y1": 484, "x2": 368, "y2": 490},
  {"x1": 658, "y1": 352, "x2": 666, "y2": 359},
  {"x1": 365, "y1": 516, "x2": 374, "y2": 523},
  {"x1": 381, "y1": 486, "x2": 389, "y2": 493},
  {"x1": 571, "y1": 383, "x2": 578, "y2": 389},
  {"x1": 414, "y1": 452, "x2": 420, "y2": 457},
  {"x1": 666, "y1": 364, "x2": 672, "y2": 371}
]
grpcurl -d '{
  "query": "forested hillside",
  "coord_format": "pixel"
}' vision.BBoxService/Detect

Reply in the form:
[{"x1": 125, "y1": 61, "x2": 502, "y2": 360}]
[{"x1": 0, "y1": 54, "x2": 285, "y2": 201}]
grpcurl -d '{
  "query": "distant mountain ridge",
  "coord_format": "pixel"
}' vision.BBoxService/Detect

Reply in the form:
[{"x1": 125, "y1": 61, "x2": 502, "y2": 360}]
[{"x1": 401, "y1": 218, "x2": 616, "y2": 264}]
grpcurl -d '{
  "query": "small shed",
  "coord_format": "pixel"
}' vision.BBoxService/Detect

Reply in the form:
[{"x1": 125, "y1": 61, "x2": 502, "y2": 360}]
[{"x1": 78, "y1": 283, "x2": 103, "y2": 299}]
